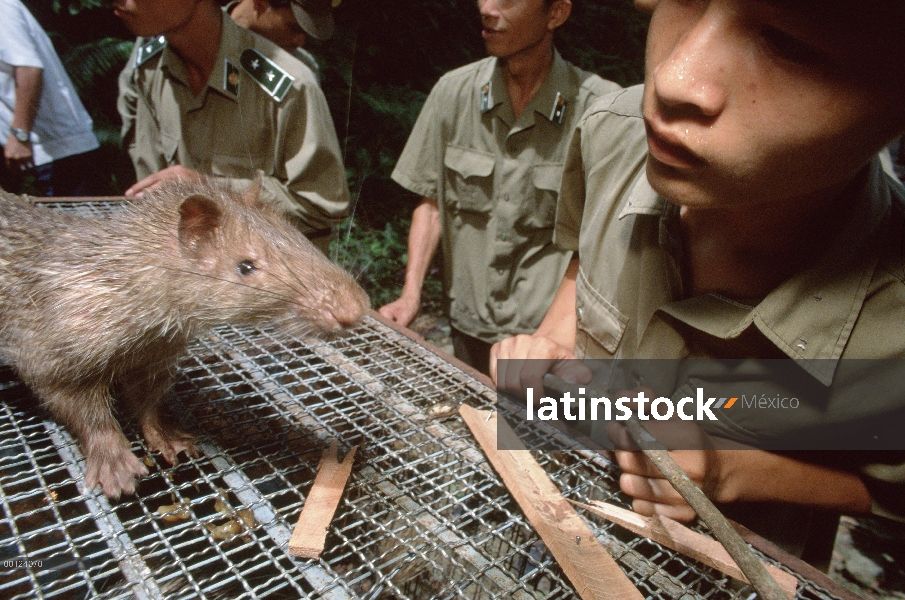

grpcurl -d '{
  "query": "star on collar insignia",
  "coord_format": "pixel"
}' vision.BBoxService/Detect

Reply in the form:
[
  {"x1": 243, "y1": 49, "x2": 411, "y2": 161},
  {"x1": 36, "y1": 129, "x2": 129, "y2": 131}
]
[
  {"x1": 135, "y1": 35, "x2": 166, "y2": 67},
  {"x1": 239, "y1": 48, "x2": 294, "y2": 102},
  {"x1": 549, "y1": 92, "x2": 566, "y2": 125}
]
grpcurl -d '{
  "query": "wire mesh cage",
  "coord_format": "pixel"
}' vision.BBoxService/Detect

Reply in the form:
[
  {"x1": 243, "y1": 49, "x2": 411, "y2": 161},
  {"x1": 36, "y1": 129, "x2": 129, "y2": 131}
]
[{"x1": 0, "y1": 199, "x2": 853, "y2": 599}]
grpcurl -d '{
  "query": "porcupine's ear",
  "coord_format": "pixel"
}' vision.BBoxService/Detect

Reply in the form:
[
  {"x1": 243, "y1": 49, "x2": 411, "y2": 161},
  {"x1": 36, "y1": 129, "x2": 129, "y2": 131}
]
[{"x1": 177, "y1": 194, "x2": 222, "y2": 260}]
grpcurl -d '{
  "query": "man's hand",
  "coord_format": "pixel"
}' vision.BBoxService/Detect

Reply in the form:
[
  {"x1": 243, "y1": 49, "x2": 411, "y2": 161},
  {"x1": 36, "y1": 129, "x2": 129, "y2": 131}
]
[
  {"x1": 608, "y1": 415, "x2": 874, "y2": 521},
  {"x1": 490, "y1": 334, "x2": 591, "y2": 397},
  {"x1": 613, "y1": 444, "x2": 726, "y2": 522},
  {"x1": 126, "y1": 165, "x2": 206, "y2": 197},
  {"x1": 604, "y1": 393, "x2": 729, "y2": 522},
  {"x1": 378, "y1": 294, "x2": 420, "y2": 327},
  {"x1": 4, "y1": 135, "x2": 33, "y2": 171}
]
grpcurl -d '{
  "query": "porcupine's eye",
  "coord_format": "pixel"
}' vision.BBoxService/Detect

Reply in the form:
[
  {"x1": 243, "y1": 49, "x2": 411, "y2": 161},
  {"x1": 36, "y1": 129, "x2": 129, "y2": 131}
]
[{"x1": 237, "y1": 260, "x2": 257, "y2": 276}]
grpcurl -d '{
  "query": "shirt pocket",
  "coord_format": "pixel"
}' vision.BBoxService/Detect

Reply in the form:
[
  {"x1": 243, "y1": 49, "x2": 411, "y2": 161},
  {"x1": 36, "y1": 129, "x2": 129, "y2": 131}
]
[
  {"x1": 210, "y1": 152, "x2": 268, "y2": 180},
  {"x1": 518, "y1": 162, "x2": 563, "y2": 230},
  {"x1": 443, "y1": 145, "x2": 495, "y2": 214},
  {"x1": 576, "y1": 272, "x2": 628, "y2": 356}
]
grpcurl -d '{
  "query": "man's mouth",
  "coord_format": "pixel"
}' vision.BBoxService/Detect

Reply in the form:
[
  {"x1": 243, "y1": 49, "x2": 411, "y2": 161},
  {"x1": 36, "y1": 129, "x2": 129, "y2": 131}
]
[{"x1": 644, "y1": 121, "x2": 705, "y2": 170}]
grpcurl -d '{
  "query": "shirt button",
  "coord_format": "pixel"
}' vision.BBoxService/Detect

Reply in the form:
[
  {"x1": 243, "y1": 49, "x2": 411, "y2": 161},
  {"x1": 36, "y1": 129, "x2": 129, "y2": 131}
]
[{"x1": 577, "y1": 306, "x2": 583, "y2": 320}]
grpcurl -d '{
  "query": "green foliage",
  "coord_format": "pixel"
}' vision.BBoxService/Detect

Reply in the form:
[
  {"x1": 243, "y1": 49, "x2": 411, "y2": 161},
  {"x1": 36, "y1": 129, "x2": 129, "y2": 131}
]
[
  {"x1": 52, "y1": 0, "x2": 109, "y2": 16},
  {"x1": 330, "y1": 217, "x2": 444, "y2": 312},
  {"x1": 62, "y1": 37, "x2": 133, "y2": 99}
]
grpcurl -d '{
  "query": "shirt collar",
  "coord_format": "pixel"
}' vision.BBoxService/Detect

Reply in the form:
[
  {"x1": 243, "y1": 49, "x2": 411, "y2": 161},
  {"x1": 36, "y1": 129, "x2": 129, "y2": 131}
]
[
  {"x1": 479, "y1": 49, "x2": 576, "y2": 128},
  {"x1": 159, "y1": 12, "x2": 241, "y2": 103},
  {"x1": 210, "y1": 13, "x2": 244, "y2": 102},
  {"x1": 623, "y1": 159, "x2": 891, "y2": 385}
]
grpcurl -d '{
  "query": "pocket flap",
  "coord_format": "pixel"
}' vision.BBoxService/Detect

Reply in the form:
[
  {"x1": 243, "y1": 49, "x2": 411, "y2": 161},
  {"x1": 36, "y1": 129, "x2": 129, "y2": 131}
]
[
  {"x1": 576, "y1": 269, "x2": 628, "y2": 354},
  {"x1": 444, "y1": 145, "x2": 495, "y2": 179},
  {"x1": 533, "y1": 163, "x2": 564, "y2": 193},
  {"x1": 211, "y1": 152, "x2": 266, "y2": 178}
]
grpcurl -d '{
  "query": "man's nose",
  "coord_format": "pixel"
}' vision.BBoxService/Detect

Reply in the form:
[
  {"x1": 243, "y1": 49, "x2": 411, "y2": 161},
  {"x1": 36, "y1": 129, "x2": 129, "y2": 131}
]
[
  {"x1": 478, "y1": 0, "x2": 500, "y2": 19},
  {"x1": 652, "y1": 10, "x2": 730, "y2": 119}
]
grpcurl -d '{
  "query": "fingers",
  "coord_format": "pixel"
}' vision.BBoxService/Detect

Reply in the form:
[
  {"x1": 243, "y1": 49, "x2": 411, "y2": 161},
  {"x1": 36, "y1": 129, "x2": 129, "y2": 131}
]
[
  {"x1": 126, "y1": 166, "x2": 205, "y2": 197},
  {"x1": 490, "y1": 335, "x2": 594, "y2": 404},
  {"x1": 551, "y1": 359, "x2": 594, "y2": 386},
  {"x1": 613, "y1": 447, "x2": 666, "y2": 477},
  {"x1": 615, "y1": 446, "x2": 720, "y2": 522},
  {"x1": 126, "y1": 173, "x2": 164, "y2": 197},
  {"x1": 491, "y1": 334, "x2": 565, "y2": 393},
  {"x1": 617, "y1": 454, "x2": 698, "y2": 522},
  {"x1": 619, "y1": 471, "x2": 682, "y2": 504},
  {"x1": 377, "y1": 297, "x2": 418, "y2": 326},
  {"x1": 630, "y1": 498, "x2": 698, "y2": 523},
  {"x1": 4, "y1": 144, "x2": 33, "y2": 171}
]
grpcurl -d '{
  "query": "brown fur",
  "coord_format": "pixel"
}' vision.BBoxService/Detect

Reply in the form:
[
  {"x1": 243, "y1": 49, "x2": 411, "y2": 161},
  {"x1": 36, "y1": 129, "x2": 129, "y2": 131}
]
[{"x1": 0, "y1": 181, "x2": 369, "y2": 499}]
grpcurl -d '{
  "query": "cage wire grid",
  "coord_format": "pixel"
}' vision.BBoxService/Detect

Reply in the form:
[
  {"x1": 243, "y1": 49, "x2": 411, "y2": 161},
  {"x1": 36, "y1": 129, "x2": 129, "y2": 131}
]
[{"x1": 0, "y1": 200, "x2": 848, "y2": 599}]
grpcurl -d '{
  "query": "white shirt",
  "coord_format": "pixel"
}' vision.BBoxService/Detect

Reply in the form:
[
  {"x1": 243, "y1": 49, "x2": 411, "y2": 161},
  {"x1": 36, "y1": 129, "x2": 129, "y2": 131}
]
[{"x1": 0, "y1": 0, "x2": 98, "y2": 166}]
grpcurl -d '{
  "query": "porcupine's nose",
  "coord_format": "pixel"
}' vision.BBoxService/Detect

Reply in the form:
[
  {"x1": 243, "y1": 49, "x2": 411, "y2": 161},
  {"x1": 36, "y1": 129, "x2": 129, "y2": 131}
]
[{"x1": 319, "y1": 283, "x2": 369, "y2": 331}]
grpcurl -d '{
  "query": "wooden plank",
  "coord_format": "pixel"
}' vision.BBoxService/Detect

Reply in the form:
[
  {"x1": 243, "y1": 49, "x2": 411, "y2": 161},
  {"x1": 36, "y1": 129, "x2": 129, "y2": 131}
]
[
  {"x1": 459, "y1": 404, "x2": 644, "y2": 600},
  {"x1": 570, "y1": 499, "x2": 798, "y2": 599},
  {"x1": 288, "y1": 439, "x2": 357, "y2": 559}
]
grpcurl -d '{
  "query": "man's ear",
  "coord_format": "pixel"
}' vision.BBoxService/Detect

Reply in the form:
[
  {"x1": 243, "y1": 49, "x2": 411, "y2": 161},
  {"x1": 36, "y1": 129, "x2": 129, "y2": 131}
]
[{"x1": 547, "y1": 0, "x2": 572, "y2": 32}]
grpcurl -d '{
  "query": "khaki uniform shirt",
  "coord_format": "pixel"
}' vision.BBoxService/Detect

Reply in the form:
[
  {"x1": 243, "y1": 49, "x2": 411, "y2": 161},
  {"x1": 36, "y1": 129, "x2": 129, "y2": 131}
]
[
  {"x1": 118, "y1": 13, "x2": 348, "y2": 238},
  {"x1": 392, "y1": 52, "x2": 619, "y2": 343},
  {"x1": 558, "y1": 84, "x2": 905, "y2": 526}
]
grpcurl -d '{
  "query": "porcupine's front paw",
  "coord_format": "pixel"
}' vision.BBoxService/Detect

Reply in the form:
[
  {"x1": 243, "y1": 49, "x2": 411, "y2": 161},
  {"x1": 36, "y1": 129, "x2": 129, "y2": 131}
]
[
  {"x1": 83, "y1": 430, "x2": 149, "y2": 499},
  {"x1": 142, "y1": 421, "x2": 198, "y2": 466}
]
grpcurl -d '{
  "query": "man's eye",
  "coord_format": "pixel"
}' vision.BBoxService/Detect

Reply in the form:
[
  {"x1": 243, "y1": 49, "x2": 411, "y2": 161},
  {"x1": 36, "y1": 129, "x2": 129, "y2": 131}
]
[{"x1": 760, "y1": 26, "x2": 827, "y2": 67}]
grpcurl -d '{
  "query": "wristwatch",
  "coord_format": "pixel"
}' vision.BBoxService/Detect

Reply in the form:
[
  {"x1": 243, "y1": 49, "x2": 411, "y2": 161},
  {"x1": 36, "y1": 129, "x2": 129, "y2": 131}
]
[{"x1": 10, "y1": 128, "x2": 30, "y2": 143}]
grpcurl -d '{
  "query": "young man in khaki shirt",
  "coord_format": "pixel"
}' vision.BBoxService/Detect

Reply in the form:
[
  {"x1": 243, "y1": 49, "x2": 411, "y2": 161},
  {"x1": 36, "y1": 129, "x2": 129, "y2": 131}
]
[
  {"x1": 114, "y1": 0, "x2": 347, "y2": 251},
  {"x1": 493, "y1": 0, "x2": 905, "y2": 564},
  {"x1": 379, "y1": 0, "x2": 619, "y2": 374}
]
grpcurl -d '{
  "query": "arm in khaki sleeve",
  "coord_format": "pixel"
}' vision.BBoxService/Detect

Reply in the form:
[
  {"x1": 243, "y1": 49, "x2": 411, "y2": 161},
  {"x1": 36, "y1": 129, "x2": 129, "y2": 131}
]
[
  {"x1": 4, "y1": 66, "x2": 41, "y2": 169},
  {"x1": 117, "y1": 50, "x2": 141, "y2": 176},
  {"x1": 256, "y1": 80, "x2": 349, "y2": 233},
  {"x1": 117, "y1": 60, "x2": 205, "y2": 197},
  {"x1": 491, "y1": 258, "x2": 592, "y2": 392},
  {"x1": 117, "y1": 46, "x2": 173, "y2": 188},
  {"x1": 378, "y1": 197, "x2": 441, "y2": 327}
]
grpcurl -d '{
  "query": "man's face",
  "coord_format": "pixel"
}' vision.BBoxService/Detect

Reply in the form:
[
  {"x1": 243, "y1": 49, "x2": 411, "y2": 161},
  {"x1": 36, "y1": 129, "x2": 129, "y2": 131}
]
[
  {"x1": 477, "y1": 0, "x2": 559, "y2": 60},
  {"x1": 248, "y1": 4, "x2": 307, "y2": 50},
  {"x1": 642, "y1": 0, "x2": 905, "y2": 210},
  {"x1": 113, "y1": 0, "x2": 205, "y2": 37}
]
